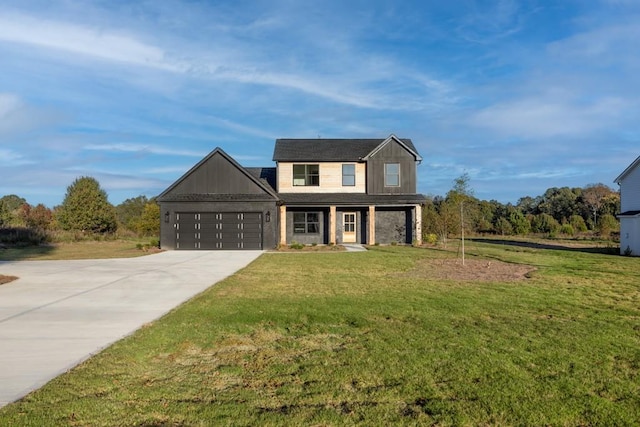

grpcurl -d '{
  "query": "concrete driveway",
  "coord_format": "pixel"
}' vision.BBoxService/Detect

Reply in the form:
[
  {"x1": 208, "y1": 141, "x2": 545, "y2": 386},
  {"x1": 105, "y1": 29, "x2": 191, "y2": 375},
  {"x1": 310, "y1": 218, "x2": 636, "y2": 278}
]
[{"x1": 0, "y1": 250, "x2": 262, "y2": 407}]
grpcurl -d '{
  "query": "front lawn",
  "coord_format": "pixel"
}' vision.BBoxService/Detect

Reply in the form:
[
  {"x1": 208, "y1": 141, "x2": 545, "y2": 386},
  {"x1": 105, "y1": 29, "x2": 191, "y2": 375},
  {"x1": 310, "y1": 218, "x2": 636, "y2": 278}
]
[
  {"x1": 1, "y1": 243, "x2": 638, "y2": 425},
  {"x1": 0, "y1": 240, "x2": 152, "y2": 261}
]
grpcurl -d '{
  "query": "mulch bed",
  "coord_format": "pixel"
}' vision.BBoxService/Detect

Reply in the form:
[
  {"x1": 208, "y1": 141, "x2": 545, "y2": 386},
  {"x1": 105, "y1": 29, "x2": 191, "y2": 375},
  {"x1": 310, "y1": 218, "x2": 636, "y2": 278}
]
[
  {"x1": 404, "y1": 258, "x2": 536, "y2": 282},
  {"x1": 0, "y1": 275, "x2": 18, "y2": 285}
]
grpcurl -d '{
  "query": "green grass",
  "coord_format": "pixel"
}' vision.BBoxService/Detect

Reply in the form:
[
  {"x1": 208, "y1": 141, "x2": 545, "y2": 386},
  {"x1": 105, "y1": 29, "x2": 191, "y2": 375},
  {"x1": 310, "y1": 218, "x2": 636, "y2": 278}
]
[
  {"x1": 0, "y1": 240, "x2": 151, "y2": 261},
  {"x1": 1, "y1": 244, "x2": 639, "y2": 426}
]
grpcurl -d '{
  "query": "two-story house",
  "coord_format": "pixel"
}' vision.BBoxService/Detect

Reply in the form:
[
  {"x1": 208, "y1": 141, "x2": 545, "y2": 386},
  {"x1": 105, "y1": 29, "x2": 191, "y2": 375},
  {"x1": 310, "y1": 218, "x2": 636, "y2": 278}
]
[{"x1": 157, "y1": 135, "x2": 425, "y2": 250}]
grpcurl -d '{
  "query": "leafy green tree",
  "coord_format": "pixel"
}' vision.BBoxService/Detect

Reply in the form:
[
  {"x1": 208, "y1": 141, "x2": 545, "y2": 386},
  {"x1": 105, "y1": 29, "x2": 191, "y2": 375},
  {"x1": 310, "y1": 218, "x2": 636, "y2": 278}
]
[
  {"x1": 477, "y1": 200, "x2": 498, "y2": 233},
  {"x1": 57, "y1": 177, "x2": 117, "y2": 234},
  {"x1": 0, "y1": 194, "x2": 27, "y2": 226},
  {"x1": 116, "y1": 195, "x2": 150, "y2": 232},
  {"x1": 537, "y1": 187, "x2": 580, "y2": 223},
  {"x1": 516, "y1": 196, "x2": 539, "y2": 215},
  {"x1": 508, "y1": 207, "x2": 531, "y2": 235},
  {"x1": 495, "y1": 216, "x2": 513, "y2": 236},
  {"x1": 135, "y1": 202, "x2": 160, "y2": 237}
]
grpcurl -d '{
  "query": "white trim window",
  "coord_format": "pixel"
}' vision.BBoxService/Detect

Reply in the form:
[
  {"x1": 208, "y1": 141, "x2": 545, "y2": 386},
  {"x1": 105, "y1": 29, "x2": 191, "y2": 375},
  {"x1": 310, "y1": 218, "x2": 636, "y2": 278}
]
[
  {"x1": 293, "y1": 164, "x2": 320, "y2": 186},
  {"x1": 385, "y1": 163, "x2": 400, "y2": 187},
  {"x1": 342, "y1": 164, "x2": 356, "y2": 186}
]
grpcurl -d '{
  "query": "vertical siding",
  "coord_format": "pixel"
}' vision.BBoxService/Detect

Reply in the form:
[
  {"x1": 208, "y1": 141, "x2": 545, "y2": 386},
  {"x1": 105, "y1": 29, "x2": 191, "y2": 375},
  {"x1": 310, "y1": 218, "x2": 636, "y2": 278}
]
[
  {"x1": 366, "y1": 140, "x2": 417, "y2": 194},
  {"x1": 166, "y1": 154, "x2": 267, "y2": 197},
  {"x1": 620, "y1": 165, "x2": 640, "y2": 212}
]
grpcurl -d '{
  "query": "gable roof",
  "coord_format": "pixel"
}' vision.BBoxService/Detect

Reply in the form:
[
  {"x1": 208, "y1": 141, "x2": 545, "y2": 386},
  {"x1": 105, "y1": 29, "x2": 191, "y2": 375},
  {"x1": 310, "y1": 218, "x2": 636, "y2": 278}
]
[
  {"x1": 273, "y1": 134, "x2": 421, "y2": 162},
  {"x1": 157, "y1": 147, "x2": 278, "y2": 202},
  {"x1": 245, "y1": 167, "x2": 277, "y2": 192},
  {"x1": 615, "y1": 155, "x2": 640, "y2": 184}
]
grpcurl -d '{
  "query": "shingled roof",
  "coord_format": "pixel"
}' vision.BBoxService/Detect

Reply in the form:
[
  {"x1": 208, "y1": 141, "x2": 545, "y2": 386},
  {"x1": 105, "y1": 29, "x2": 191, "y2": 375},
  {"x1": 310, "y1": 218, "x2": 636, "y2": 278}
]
[{"x1": 273, "y1": 135, "x2": 420, "y2": 162}]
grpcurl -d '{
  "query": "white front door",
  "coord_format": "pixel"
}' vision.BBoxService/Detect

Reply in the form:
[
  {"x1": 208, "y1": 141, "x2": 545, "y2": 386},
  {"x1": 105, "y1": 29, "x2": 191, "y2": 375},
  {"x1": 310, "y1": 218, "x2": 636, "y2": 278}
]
[{"x1": 343, "y1": 212, "x2": 356, "y2": 243}]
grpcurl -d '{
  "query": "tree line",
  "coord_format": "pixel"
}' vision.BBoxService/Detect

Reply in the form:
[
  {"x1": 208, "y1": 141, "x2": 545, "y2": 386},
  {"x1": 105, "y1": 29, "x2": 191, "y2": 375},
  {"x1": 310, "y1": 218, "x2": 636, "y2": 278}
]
[
  {"x1": 1, "y1": 174, "x2": 621, "y2": 247},
  {"x1": 422, "y1": 174, "x2": 620, "y2": 243},
  {"x1": 0, "y1": 176, "x2": 159, "y2": 244}
]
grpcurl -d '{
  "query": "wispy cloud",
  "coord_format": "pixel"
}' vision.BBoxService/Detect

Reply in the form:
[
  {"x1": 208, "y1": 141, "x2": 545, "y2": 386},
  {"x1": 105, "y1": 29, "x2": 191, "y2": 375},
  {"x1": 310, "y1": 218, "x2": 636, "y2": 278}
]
[
  {"x1": 1, "y1": 1, "x2": 638, "y2": 206},
  {"x1": 0, "y1": 92, "x2": 62, "y2": 137},
  {"x1": 0, "y1": 9, "x2": 452, "y2": 112},
  {"x1": 0, "y1": 12, "x2": 177, "y2": 71},
  {"x1": 471, "y1": 95, "x2": 629, "y2": 138},
  {"x1": 83, "y1": 143, "x2": 205, "y2": 157}
]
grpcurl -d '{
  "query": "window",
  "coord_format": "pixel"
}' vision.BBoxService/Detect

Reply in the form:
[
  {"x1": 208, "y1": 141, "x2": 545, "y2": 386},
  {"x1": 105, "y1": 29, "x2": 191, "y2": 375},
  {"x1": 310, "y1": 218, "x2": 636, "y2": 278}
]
[
  {"x1": 293, "y1": 164, "x2": 319, "y2": 186},
  {"x1": 293, "y1": 212, "x2": 320, "y2": 234},
  {"x1": 343, "y1": 213, "x2": 356, "y2": 232},
  {"x1": 342, "y1": 164, "x2": 356, "y2": 186},
  {"x1": 385, "y1": 163, "x2": 400, "y2": 187}
]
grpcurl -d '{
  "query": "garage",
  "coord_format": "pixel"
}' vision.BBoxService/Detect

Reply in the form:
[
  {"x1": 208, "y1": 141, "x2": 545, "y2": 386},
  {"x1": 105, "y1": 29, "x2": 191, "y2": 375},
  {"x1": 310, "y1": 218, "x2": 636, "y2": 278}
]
[
  {"x1": 175, "y1": 212, "x2": 263, "y2": 250},
  {"x1": 157, "y1": 148, "x2": 279, "y2": 250}
]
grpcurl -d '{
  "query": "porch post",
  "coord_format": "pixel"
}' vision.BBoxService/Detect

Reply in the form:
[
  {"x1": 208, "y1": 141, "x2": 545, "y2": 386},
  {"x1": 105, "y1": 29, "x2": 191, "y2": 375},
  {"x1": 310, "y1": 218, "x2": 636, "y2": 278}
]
[
  {"x1": 279, "y1": 205, "x2": 287, "y2": 246},
  {"x1": 329, "y1": 205, "x2": 336, "y2": 244},
  {"x1": 368, "y1": 205, "x2": 375, "y2": 245},
  {"x1": 415, "y1": 204, "x2": 423, "y2": 245}
]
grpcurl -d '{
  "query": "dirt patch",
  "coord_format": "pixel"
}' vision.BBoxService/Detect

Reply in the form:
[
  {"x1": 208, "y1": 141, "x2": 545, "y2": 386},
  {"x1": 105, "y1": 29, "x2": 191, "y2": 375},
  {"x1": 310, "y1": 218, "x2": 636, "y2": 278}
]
[
  {"x1": 404, "y1": 258, "x2": 536, "y2": 282},
  {"x1": 0, "y1": 275, "x2": 18, "y2": 285}
]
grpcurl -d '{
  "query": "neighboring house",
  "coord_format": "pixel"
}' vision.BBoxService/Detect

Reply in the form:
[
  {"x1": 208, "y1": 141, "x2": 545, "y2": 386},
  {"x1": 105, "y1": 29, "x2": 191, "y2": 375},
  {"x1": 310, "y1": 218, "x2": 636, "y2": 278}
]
[
  {"x1": 615, "y1": 155, "x2": 640, "y2": 256},
  {"x1": 157, "y1": 135, "x2": 425, "y2": 250}
]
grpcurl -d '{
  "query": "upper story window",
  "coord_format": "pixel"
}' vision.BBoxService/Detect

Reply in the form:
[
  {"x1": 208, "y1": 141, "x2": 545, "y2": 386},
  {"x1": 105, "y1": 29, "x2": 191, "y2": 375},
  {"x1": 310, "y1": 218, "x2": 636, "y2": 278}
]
[
  {"x1": 293, "y1": 164, "x2": 319, "y2": 186},
  {"x1": 385, "y1": 163, "x2": 400, "y2": 187},
  {"x1": 342, "y1": 164, "x2": 356, "y2": 186}
]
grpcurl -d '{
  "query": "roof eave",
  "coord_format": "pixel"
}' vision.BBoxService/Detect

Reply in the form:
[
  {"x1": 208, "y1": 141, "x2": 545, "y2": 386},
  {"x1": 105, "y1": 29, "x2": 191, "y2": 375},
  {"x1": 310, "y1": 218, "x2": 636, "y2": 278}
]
[
  {"x1": 614, "y1": 155, "x2": 640, "y2": 184},
  {"x1": 362, "y1": 134, "x2": 422, "y2": 162}
]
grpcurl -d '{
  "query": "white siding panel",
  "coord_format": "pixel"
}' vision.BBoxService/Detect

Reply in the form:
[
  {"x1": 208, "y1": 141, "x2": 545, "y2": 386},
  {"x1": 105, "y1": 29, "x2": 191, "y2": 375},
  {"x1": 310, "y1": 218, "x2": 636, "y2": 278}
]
[
  {"x1": 620, "y1": 164, "x2": 640, "y2": 212},
  {"x1": 619, "y1": 217, "x2": 640, "y2": 256}
]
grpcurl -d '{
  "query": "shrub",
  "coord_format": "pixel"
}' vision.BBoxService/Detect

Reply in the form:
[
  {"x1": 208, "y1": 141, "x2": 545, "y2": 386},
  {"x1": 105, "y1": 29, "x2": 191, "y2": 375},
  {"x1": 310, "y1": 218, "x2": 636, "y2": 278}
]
[
  {"x1": 531, "y1": 213, "x2": 561, "y2": 235},
  {"x1": 569, "y1": 215, "x2": 588, "y2": 233},
  {"x1": 598, "y1": 214, "x2": 619, "y2": 238},
  {"x1": 560, "y1": 224, "x2": 575, "y2": 236},
  {"x1": 289, "y1": 241, "x2": 304, "y2": 250},
  {"x1": 425, "y1": 233, "x2": 438, "y2": 245},
  {"x1": 0, "y1": 227, "x2": 49, "y2": 246}
]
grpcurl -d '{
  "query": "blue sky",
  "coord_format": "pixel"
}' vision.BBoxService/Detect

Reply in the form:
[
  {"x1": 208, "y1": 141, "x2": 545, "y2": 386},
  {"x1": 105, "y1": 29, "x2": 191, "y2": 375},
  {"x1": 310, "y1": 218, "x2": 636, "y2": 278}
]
[{"x1": 1, "y1": 0, "x2": 638, "y2": 207}]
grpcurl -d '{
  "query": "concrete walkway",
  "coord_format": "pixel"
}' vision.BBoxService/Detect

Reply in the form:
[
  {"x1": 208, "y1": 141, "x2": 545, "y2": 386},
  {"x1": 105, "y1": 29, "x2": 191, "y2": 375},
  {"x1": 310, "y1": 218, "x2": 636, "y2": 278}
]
[
  {"x1": 343, "y1": 244, "x2": 367, "y2": 252},
  {"x1": 0, "y1": 250, "x2": 262, "y2": 407}
]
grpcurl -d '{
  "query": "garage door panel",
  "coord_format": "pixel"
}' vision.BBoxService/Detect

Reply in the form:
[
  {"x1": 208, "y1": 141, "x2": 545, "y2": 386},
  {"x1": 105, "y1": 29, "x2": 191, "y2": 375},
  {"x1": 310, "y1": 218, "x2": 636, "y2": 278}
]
[
  {"x1": 222, "y1": 232, "x2": 261, "y2": 242},
  {"x1": 176, "y1": 212, "x2": 262, "y2": 250}
]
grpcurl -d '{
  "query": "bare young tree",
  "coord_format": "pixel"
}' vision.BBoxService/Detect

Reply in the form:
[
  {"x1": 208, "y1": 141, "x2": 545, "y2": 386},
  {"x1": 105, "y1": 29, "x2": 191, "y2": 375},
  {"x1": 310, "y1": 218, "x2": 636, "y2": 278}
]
[{"x1": 582, "y1": 183, "x2": 614, "y2": 227}]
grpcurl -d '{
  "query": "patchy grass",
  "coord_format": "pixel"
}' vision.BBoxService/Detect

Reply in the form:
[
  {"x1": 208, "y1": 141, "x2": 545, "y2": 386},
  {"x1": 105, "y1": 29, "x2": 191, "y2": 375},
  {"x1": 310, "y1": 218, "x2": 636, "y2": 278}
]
[
  {"x1": 1, "y1": 244, "x2": 639, "y2": 425},
  {"x1": 0, "y1": 240, "x2": 152, "y2": 261}
]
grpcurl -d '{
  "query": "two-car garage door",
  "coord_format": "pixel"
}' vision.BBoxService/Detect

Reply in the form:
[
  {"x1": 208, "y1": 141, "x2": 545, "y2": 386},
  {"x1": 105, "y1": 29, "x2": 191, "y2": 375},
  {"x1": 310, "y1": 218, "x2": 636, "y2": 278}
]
[{"x1": 176, "y1": 212, "x2": 263, "y2": 250}]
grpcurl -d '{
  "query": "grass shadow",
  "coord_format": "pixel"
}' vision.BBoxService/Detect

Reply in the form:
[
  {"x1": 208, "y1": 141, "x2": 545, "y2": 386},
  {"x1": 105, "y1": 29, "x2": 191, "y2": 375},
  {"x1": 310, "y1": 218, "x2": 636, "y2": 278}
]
[
  {"x1": 471, "y1": 238, "x2": 620, "y2": 255},
  {"x1": 0, "y1": 227, "x2": 56, "y2": 261}
]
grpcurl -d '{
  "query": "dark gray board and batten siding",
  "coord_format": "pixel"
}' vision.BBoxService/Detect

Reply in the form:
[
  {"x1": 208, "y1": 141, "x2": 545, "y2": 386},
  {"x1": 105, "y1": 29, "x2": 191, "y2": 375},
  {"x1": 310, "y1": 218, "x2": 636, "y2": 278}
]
[{"x1": 157, "y1": 148, "x2": 279, "y2": 250}]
